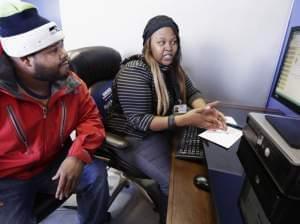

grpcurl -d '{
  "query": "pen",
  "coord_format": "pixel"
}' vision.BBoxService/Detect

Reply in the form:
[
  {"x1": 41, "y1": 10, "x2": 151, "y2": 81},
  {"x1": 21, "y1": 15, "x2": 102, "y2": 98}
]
[{"x1": 226, "y1": 123, "x2": 243, "y2": 130}]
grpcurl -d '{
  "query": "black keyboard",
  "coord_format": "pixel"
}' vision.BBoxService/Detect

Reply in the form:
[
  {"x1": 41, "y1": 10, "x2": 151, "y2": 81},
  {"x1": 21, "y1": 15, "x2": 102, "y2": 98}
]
[{"x1": 175, "y1": 126, "x2": 205, "y2": 161}]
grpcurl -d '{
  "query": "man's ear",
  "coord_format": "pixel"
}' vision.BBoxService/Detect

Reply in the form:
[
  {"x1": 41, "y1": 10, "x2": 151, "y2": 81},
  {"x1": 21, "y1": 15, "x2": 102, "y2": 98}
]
[
  {"x1": 11, "y1": 55, "x2": 34, "y2": 74},
  {"x1": 19, "y1": 56, "x2": 33, "y2": 67}
]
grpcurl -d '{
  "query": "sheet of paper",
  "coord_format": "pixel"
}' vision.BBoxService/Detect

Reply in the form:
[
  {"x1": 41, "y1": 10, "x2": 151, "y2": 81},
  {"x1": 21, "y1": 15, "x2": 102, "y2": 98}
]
[{"x1": 199, "y1": 126, "x2": 243, "y2": 149}]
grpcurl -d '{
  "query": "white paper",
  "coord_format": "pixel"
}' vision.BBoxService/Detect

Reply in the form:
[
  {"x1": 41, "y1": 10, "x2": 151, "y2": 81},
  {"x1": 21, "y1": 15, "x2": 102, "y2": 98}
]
[{"x1": 199, "y1": 126, "x2": 243, "y2": 149}]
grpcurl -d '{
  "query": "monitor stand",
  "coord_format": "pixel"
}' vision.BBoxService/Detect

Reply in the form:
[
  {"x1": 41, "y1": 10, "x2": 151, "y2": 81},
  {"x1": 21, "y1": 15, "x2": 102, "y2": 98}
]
[{"x1": 265, "y1": 115, "x2": 300, "y2": 149}]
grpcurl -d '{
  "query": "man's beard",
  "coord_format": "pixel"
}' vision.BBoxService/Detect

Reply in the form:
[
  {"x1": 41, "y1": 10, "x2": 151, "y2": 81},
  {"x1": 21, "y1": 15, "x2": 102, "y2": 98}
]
[{"x1": 33, "y1": 62, "x2": 69, "y2": 82}]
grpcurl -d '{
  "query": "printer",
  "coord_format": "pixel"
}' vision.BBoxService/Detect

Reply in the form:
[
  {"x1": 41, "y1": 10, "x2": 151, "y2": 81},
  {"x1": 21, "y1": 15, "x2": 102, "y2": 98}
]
[{"x1": 237, "y1": 112, "x2": 300, "y2": 224}]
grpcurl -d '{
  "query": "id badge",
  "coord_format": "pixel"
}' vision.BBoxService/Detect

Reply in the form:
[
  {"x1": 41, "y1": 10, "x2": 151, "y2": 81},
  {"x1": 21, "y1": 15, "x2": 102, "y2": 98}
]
[{"x1": 173, "y1": 104, "x2": 187, "y2": 114}]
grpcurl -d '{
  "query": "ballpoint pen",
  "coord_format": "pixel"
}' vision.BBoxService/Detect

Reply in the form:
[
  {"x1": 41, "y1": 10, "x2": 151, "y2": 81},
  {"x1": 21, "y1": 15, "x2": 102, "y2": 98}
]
[{"x1": 226, "y1": 123, "x2": 243, "y2": 130}]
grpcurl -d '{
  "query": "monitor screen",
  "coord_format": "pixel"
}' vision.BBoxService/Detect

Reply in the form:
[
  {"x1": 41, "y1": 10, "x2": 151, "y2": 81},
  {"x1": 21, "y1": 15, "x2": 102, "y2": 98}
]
[{"x1": 271, "y1": 26, "x2": 300, "y2": 114}]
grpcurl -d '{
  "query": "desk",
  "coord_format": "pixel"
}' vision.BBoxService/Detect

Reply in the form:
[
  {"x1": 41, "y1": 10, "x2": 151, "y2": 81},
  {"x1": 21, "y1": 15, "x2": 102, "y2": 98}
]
[
  {"x1": 167, "y1": 153, "x2": 217, "y2": 224},
  {"x1": 167, "y1": 106, "x2": 280, "y2": 224}
]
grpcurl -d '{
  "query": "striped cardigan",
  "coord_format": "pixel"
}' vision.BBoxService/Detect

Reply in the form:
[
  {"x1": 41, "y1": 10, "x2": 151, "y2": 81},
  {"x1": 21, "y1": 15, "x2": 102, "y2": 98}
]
[{"x1": 106, "y1": 56, "x2": 202, "y2": 139}]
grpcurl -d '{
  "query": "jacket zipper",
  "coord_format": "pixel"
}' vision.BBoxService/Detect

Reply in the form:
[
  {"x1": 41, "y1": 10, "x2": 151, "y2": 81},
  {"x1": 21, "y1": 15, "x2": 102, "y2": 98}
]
[
  {"x1": 60, "y1": 100, "x2": 67, "y2": 147},
  {"x1": 40, "y1": 105, "x2": 48, "y2": 163},
  {"x1": 6, "y1": 105, "x2": 29, "y2": 149},
  {"x1": 42, "y1": 106, "x2": 47, "y2": 119}
]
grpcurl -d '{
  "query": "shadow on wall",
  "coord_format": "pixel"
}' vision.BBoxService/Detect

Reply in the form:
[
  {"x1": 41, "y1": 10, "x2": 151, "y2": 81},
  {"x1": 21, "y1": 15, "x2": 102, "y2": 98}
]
[
  {"x1": 183, "y1": 42, "x2": 272, "y2": 107},
  {"x1": 183, "y1": 42, "x2": 231, "y2": 103}
]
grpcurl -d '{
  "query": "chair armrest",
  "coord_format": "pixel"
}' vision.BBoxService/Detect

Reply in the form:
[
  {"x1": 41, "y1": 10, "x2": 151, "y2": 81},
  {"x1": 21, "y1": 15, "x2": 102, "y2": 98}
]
[{"x1": 105, "y1": 132, "x2": 128, "y2": 150}]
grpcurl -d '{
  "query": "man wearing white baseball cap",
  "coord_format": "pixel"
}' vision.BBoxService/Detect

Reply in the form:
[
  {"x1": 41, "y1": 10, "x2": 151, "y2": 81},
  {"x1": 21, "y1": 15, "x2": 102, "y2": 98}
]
[{"x1": 0, "y1": 1, "x2": 110, "y2": 223}]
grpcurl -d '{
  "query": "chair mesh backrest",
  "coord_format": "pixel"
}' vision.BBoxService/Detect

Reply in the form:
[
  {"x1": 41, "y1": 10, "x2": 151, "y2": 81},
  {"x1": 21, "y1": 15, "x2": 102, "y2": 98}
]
[
  {"x1": 68, "y1": 46, "x2": 121, "y2": 87},
  {"x1": 68, "y1": 46, "x2": 121, "y2": 120}
]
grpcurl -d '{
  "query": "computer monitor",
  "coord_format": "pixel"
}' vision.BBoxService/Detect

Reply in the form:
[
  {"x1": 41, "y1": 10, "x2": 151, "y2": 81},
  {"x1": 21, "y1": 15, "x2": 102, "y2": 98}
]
[
  {"x1": 270, "y1": 26, "x2": 300, "y2": 115},
  {"x1": 266, "y1": 26, "x2": 300, "y2": 149}
]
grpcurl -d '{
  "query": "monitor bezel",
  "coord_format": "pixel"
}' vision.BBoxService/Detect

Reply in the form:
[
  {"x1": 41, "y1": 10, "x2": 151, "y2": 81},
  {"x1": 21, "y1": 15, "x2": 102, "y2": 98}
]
[{"x1": 271, "y1": 26, "x2": 300, "y2": 114}]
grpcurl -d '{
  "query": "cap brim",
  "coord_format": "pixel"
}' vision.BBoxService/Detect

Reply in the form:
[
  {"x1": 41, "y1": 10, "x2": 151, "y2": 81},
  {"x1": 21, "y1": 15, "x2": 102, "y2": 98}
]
[{"x1": 1, "y1": 22, "x2": 64, "y2": 57}]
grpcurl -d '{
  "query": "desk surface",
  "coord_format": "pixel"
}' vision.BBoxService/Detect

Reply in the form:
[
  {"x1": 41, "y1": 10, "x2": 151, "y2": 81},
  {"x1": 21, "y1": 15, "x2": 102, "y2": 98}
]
[{"x1": 166, "y1": 152, "x2": 217, "y2": 224}]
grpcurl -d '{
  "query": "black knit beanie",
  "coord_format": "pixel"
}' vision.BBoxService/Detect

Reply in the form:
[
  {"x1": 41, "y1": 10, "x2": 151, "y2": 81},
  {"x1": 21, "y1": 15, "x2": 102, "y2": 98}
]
[{"x1": 142, "y1": 15, "x2": 179, "y2": 45}]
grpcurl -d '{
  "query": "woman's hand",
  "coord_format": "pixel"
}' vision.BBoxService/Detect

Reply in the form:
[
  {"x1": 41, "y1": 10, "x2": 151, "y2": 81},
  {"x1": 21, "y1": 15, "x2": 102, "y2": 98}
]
[
  {"x1": 177, "y1": 106, "x2": 226, "y2": 130},
  {"x1": 205, "y1": 101, "x2": 227, "y2": 129}
]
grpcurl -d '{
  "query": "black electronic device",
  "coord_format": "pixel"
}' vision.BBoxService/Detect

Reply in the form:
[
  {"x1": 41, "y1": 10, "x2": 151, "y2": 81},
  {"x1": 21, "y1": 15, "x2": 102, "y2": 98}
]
[
  {"x1": 244, "y1": 112, "x2": 300, "y2": 197},
  {"x1": 193, "y1": 175, "x2": 210, "y2": 192},
  {"x1": 265, "y1": 114, "x2": 300, "y2": 149},
  {"x1": 238, "y1": 136, "x2": 300, "y2": 224},
  {"x1": 239, "y1": 179, "x2": 271, "y2": 224},
  {"x1": 270, "y1": 26, "x2": 300, "y2": 115},
  {"x1": 175, "y1": 126, "x2": 205, "y2": 161},
  {"x1": 237, "y1": 112, "x2": 300, "y2": 224}
]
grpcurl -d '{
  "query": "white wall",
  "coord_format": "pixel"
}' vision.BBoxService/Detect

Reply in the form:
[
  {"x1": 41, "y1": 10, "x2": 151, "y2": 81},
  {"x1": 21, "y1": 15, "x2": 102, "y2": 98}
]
[{"x1": 60, "y1": 0, "x2": 293, "y2": 107}]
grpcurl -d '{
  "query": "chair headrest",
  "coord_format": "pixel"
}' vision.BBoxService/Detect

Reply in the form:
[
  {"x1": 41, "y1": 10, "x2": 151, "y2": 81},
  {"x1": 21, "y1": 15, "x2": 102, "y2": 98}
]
[{"x1": 68, "y1": 46, "x2": 121, "y2": 87}]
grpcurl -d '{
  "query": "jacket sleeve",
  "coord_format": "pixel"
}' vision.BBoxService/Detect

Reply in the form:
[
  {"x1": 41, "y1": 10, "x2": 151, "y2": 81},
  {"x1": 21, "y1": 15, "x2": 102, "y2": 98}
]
[{"x1": 68, "y1": 80, "x2": 106, "y2": 164}]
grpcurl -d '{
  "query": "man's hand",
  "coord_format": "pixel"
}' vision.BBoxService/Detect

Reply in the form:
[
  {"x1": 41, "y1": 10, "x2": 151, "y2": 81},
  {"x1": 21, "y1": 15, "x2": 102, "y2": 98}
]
[{"x1": 52, "y1": 157, "x2": 84, "y2": 200}]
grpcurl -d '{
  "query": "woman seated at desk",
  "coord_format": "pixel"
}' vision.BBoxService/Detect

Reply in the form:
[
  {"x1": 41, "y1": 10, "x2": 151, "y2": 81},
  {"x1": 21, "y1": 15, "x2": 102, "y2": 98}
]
[{"x1": 107, "y1": 15, "x2": 226, "y2": 222}]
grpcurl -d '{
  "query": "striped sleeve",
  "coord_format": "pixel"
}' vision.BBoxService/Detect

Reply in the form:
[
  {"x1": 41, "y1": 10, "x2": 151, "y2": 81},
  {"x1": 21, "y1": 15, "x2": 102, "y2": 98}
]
[
  {"x1": 116, "y1": 62, "x2": 154, "y2": 131},
  {"x1": 185, "y1": 75, "x2": 203, "y2": 106}
]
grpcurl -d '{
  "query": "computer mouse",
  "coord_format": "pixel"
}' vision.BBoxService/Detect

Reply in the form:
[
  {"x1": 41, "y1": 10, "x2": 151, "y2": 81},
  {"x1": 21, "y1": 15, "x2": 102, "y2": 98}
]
[{"x1": 193, "y1": 175, "x2": 210, "y2": 192}]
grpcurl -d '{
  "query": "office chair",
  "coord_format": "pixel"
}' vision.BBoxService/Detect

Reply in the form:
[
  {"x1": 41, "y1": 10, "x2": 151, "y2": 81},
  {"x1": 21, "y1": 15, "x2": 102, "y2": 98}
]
[{"x1": 68, "y1": 46, "x2": 162, "y2": 218}]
